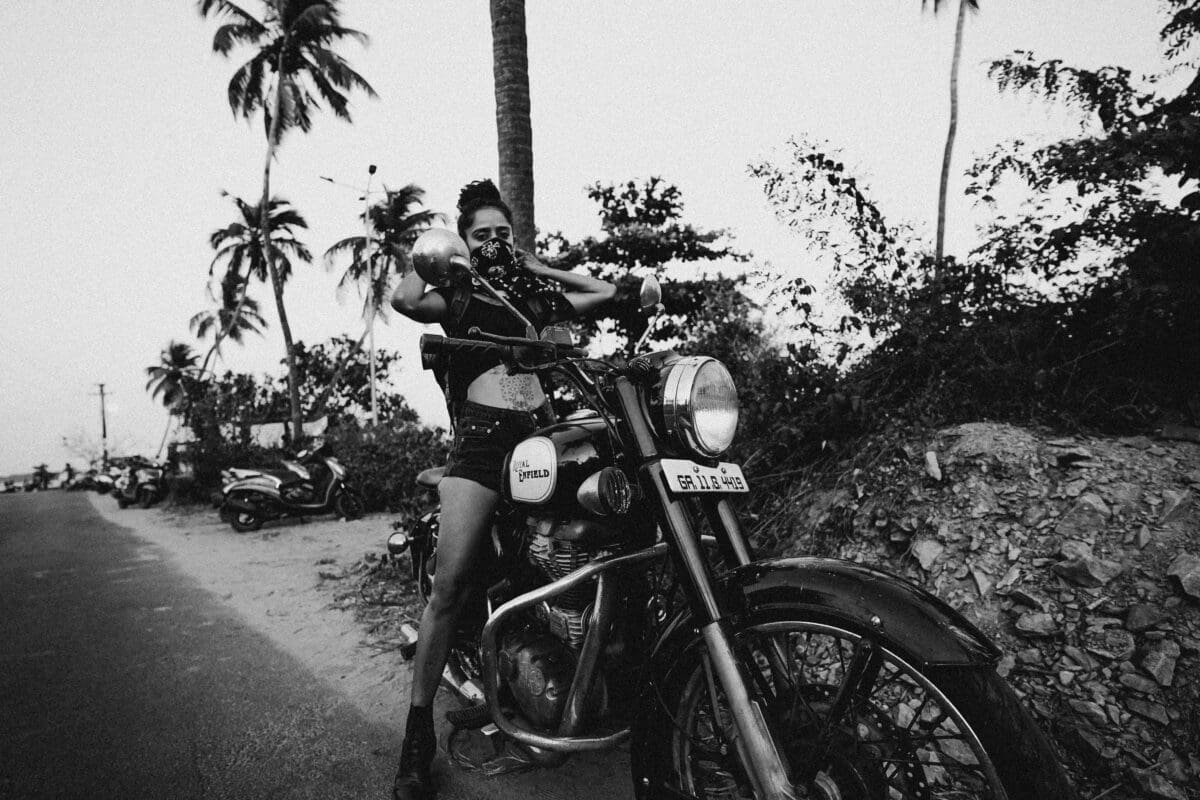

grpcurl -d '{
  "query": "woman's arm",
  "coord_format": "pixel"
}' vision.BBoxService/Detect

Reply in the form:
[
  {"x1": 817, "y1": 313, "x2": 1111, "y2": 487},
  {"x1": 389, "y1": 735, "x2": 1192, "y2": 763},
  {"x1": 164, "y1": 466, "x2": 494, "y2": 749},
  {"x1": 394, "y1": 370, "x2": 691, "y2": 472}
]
[
  {"x1": 391, "y1": 267, "x2": 449, "y2": 323},
  {"x1": 518, "y1": 251, "x2": 616, "y2": 315}
]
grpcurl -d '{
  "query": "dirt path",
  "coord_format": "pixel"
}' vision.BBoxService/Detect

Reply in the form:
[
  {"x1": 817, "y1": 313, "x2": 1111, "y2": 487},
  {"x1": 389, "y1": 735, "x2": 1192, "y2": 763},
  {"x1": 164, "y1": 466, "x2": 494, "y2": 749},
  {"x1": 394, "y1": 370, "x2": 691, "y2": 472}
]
[{"x1": 86, "y1": 494, "x2": 632, "y2": 800}]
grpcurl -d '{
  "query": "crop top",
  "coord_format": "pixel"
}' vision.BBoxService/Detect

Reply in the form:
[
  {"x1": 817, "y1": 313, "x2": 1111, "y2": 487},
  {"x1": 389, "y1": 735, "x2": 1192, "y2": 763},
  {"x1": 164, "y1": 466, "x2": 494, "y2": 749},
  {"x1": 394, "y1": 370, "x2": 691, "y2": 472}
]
[{"x1": 431, "y1": 285, "x2": 576, "y2": 407}]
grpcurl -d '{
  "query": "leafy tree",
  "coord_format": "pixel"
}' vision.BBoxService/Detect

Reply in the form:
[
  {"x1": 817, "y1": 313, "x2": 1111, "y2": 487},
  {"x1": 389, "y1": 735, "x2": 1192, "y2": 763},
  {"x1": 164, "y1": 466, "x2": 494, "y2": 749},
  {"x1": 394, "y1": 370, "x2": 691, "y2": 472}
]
[
  {"x1": 201, "y1": 192, "x2": 311, "y2": 374},
  {"x1": 146, "y1": 341, "x2": 203, "y2": 458},
  {"x1": 190, "y1": 268, "x2": 268, "y2": 358},
  {"x1": 540, "y1": 177, "x2": 750, "y2": 357},
  {"x1": 324, "y1": 183, "x2": 441, "y2": 423},
  {"x1": 324, "y1": 183, "x2": 441, "y2": 320},
  {"x1": 490, "y1": 0, "x2": 536, "y2": 251},
  {"x1": 198, "y1": 0, "x2": 376, "y2": 441}
]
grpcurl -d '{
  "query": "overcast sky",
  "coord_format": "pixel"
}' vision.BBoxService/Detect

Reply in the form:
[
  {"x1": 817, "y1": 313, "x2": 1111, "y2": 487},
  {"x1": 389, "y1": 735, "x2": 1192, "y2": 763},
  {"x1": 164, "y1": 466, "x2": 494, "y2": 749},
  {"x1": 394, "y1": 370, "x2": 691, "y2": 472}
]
[{"x1": 0, "y1": 1, "x2": 1172, "y2": 476}]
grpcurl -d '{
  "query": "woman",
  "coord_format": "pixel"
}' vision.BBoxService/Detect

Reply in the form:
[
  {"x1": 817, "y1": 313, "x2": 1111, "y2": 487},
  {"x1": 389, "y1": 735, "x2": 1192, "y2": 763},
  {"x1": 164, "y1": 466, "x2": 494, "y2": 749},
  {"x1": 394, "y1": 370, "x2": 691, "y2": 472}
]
[{"x1": 389, "y1": 180, "x2": 615, "y2": 800}]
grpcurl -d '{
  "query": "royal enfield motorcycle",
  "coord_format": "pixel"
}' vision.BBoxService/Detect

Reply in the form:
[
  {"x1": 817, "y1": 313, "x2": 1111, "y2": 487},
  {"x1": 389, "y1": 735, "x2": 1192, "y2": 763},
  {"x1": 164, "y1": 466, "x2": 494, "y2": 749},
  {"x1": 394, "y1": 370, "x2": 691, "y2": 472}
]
[
  {"x1": 219, "y1": 443, "x2": 364, "y2": 532},
  {"x1": 386, "y1": 229, "x2": 1074, "y2": 800}
]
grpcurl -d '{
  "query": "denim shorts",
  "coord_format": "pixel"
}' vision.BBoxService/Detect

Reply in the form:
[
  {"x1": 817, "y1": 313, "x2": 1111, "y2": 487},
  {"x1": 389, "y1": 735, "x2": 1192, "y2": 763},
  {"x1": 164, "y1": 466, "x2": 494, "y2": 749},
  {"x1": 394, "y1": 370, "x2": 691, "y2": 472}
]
[{"x1": 444, "y1": 401, "x2": 555, "y2": 492}]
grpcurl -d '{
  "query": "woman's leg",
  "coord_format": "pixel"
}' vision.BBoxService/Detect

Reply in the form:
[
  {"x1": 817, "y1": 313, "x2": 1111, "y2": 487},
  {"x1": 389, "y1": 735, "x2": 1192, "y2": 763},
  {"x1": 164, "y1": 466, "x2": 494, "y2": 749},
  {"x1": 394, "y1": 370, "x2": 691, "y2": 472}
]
[
  {"x1": 394, "y1": 476, "x2": 499, "y2": 799},
  {"x1": 409, "y1": 476, "x2": 499, "y2": 705}
]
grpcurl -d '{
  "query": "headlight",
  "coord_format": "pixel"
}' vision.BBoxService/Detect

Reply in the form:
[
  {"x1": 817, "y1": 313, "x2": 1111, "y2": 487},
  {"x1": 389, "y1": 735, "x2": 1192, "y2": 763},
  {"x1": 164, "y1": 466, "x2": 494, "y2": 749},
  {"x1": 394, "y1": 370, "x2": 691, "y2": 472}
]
[{"x1": 660, "y1": 356, "x2": 739, "y2": 457}]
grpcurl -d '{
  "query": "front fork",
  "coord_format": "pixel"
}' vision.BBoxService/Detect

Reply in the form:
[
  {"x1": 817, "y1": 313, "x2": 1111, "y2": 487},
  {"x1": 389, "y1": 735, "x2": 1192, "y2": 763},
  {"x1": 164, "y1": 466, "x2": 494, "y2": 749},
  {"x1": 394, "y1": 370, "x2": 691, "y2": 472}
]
[{"x1": 614, "y1": 377, "x2": 797, "y2": 800}]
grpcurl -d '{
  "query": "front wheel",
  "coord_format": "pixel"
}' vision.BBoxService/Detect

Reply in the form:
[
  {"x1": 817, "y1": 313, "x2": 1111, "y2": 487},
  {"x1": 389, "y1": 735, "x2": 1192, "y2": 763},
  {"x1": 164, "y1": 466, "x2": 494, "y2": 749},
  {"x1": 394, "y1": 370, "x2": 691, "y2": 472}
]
[
  {"x1": 137, "y1": 486, "x2": 157, "y2": 508},
  {"x1": 334, "y1": 489, "x2": 364, "y2": 520},
  {"x1": 633, "y1": 618, "x2": 1074, "y2": 800},
  {"x1": 230, "y1": 509, "x2": 263, "y2": 533}
]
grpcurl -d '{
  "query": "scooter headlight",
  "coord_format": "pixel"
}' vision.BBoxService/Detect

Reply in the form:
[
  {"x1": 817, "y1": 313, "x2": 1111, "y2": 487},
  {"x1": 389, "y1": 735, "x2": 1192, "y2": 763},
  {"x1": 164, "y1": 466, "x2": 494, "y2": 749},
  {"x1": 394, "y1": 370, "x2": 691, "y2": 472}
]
[{"x1": 658, "y1": 356, "x2": 739, "y2": 458}]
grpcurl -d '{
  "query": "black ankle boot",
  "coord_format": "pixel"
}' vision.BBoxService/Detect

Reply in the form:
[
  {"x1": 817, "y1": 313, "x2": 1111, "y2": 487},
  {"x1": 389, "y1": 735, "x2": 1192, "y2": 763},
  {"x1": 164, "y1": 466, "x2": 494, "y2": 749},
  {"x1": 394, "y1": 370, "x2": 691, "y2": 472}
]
[{"x1": 392, "y1": 706, "x2": 436, "y2": 800}]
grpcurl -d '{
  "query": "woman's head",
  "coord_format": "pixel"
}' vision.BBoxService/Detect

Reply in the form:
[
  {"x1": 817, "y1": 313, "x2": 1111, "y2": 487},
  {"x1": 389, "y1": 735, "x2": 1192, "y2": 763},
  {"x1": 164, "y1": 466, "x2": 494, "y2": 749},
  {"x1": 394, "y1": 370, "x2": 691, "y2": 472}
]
[{"x1": 456, "y1": 179, "x2": 513, "y2": 250}]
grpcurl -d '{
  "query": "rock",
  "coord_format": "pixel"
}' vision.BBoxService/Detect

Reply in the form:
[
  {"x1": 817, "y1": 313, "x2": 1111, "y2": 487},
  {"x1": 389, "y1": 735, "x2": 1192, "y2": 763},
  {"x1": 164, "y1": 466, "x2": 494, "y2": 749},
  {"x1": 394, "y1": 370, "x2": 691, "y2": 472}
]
[
  {"x1": 1141, "y1": 640, "x2": 1180, "y2": 686},
  {"x1": 1020, "y1": 506, "x2": 1046, "y2": 527},
  {"x1": 1158, "y1": 489, "x2": 1191, "y2": 525},
  {"x1": 911, "y1": 538, "x2": 945, "y2": 571},
  {"x1": 1082, "y1": 628, "x2": 1136, "y2": 661},
  {"x1": 1058, "y1": 723, "x2": 1110, "y2": 772},
  {"x1": 1130, "y1": 766, "x2": 1188, "y2": 800},
  {"x1": 924, "y1": 450, "x2": 942, "y2": 481},
  {"x1": 1063, "y1": 645, "x2": 1096, "y2": 670},
  {"x1": 1007, "y1": 586, "x2": 1050, "y2": 611},
  {"x1": 1059, "y1": 540, "x2": 1094, "y2": 560},
  {"x1": 1166, "y1": 553, "x2": 1200, "y2": 599},
  {"x1": 996, "y1": 565, "x2": 1020, "y2": 589},
  {"x1": 1016, "y1": 647, "x2": 1042, "y2": 664},
  {"x1": 995, "y1": 653, "x2": 1016, "y2": 677},
  {"x1": 1053, "y1": 554, "x2": 1123, "y2": 587},
  {"x1": 1054, "y1": 493, "x2": 1110, "y2": 540},
  {"x1": 1118, "y1": 673, "x2": 1159, "y2": 693},
  {"x1": 1136, "y1": 525, "x2": 1153, "y2": 548},
  {"x1": 1126, "y1": 697, "x2": 1171, "y2": 725},
  {"x1": 1106, "y1": 482, "x2": 1142, "y2": 515},
  {"x1": 1067, "y1": 699, "x2": 1109, "y2": 727},
  {"x1": 971, "y1": 568, "x2": 993, "y2": 597},
  {"x1": 1125, "y1": 603, "x2": 1169, "y2": 632},
  {"x1": 1015, "y1": 612, "x2": 1058, "y2": 637}
]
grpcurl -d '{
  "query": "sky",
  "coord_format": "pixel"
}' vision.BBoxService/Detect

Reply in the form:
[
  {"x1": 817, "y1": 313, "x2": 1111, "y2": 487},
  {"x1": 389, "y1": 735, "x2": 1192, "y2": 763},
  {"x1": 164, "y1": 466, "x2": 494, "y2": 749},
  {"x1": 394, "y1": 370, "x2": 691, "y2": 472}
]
[{"x1": 0, "y1": 1, "x2": 1174, "y2": 476}]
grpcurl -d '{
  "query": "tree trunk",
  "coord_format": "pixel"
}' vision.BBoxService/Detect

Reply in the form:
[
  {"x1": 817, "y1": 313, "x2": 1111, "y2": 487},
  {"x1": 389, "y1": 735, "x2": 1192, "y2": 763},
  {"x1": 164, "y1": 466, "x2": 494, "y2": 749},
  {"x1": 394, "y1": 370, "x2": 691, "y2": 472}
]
[
  {"x1": 490, "y1": 0, "x2": 536, "y2": 252},
  {"x1": 935, "y1": 0, "x2": 967, "y2": 265},
  {"x1": 262, "y1": 68, "x2": 305, "y2": 445}
]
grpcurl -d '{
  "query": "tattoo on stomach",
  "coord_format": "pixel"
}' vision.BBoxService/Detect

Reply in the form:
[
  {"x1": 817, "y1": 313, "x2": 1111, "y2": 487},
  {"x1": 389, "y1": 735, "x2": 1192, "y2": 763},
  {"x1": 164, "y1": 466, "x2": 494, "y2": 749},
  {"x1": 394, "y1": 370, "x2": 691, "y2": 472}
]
[{"x1": 500, "y1": 373, "x2": 541, "y2": 410}]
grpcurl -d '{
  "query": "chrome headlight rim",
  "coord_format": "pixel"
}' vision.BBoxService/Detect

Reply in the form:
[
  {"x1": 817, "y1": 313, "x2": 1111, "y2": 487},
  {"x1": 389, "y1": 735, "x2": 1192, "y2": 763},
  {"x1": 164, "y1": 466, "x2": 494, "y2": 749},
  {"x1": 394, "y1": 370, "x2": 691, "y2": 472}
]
[{"x1": 661, "y1": 355, "x2": 738, "y2": 458}]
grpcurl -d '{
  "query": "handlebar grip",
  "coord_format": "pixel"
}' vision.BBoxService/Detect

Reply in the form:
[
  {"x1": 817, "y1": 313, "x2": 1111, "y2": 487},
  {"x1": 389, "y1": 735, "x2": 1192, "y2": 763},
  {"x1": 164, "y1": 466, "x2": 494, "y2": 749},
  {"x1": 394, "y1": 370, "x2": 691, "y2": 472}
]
[{"x1": 419, "y1": 332, "x2": 510, "y2": 370}]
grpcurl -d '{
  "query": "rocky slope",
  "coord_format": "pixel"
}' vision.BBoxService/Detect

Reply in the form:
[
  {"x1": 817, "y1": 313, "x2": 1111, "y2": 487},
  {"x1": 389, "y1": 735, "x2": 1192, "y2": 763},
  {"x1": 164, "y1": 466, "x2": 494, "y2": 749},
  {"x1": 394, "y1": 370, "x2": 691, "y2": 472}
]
[{"x1": 778, "y1": 422, "x2": 1200, "y2": 800}]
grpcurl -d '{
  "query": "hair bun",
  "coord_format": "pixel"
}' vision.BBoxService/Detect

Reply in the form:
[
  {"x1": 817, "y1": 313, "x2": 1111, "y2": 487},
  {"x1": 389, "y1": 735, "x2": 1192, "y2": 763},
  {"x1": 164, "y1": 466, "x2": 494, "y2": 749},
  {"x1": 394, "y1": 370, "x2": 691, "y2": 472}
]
[{"x1": 457, "y1": 179, "x2": 503, "y2": 212}]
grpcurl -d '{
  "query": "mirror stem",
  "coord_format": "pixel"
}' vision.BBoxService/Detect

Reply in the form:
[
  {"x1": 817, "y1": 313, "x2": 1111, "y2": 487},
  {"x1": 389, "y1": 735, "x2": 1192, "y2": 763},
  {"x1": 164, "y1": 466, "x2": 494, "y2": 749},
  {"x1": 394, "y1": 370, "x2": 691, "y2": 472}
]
[{"x1": 467, "y1": 267, "x2": 538, "y2": 338}]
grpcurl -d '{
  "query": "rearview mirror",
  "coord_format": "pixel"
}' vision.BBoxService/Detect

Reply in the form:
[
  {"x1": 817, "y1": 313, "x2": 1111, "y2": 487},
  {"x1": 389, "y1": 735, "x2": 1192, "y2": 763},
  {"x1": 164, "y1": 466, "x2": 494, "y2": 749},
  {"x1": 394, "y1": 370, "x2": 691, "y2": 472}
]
[
  {"x1": 639, "y1": 274, "x2": 663, "y2": 314},
  {"x1": 540, "y1": 324, "x2": 575, "y2": 347},
  {"x1": 411, "y1": 228, "x2": 470, "y2": 287}
]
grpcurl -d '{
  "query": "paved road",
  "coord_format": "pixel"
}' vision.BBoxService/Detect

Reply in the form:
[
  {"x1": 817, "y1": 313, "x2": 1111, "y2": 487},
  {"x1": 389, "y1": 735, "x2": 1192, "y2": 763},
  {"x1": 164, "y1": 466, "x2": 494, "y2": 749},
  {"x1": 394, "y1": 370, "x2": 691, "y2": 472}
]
[{"x1": 0, "y1": 492, "x2": 398, "y2": 799}]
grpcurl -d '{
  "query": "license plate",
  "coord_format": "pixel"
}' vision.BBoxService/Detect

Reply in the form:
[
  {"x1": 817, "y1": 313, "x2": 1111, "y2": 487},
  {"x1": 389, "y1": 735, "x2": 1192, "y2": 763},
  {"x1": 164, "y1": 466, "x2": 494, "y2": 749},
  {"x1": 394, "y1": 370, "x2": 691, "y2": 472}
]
[{"x1": 660, "y1": 459, "x2": 749, "y2": 494}]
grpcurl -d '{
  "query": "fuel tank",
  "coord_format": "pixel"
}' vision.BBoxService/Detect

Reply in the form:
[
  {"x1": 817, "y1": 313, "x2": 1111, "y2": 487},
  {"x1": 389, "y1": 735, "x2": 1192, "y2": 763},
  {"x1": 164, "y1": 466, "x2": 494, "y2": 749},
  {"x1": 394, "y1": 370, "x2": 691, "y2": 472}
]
[{"x1": 502, "y1": 413, "x2": 615, "y2": 510}]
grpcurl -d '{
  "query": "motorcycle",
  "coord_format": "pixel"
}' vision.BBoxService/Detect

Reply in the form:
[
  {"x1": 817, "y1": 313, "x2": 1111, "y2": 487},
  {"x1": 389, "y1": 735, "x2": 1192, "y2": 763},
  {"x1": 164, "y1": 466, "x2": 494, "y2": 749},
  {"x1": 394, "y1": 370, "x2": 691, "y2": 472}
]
[
  {"x1": 112, "y1": 457, "x2": 166, "y2": 509},
  {"x1": 218, "y1": 443, "x2": 364, "y2": 532},
  {"x1": 384, "y1": 229, "x2": 1074, "y2": 800}
]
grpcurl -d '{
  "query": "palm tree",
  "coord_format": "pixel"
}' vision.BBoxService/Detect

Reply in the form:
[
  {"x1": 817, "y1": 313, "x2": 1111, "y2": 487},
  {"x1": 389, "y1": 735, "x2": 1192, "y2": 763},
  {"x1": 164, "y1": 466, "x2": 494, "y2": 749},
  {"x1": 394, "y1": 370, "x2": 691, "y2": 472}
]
[
  {"x1": 198, "y1": 0, "x2": 376, "y2": 441},
  {"x1": 924, "y1": 0, "x2": 979, "y2": 265},
  {"x1": 202, "y1": 191, "x2": 312, "y2": 375},
  {"x1": 146, "y1": 341, "x2": 201, "y2": 458},
  {"x1": 191, "y1": 270, "x2": 268, "y2": 364},
  {"x1": 323, "y1": 183, "x2": 441, "y2": 423},
  {"x1": 490, "y1": 0, "x2": 536, "y2": 251}
]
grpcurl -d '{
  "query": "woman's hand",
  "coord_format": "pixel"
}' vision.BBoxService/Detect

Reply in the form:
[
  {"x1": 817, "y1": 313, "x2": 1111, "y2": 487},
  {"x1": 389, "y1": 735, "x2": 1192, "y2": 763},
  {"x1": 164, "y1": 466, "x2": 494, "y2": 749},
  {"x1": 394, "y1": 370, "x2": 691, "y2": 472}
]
[{"x1": 515, "y1": 249, "x2": 551, "y2": 277}]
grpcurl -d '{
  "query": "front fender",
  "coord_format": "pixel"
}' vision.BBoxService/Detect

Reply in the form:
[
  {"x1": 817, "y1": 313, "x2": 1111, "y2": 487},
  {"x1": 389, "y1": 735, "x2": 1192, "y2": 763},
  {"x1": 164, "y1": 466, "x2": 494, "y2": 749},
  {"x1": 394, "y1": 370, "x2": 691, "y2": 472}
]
[{"x1": 654, "y1": 556, "x2": 1000, "y2": 673}]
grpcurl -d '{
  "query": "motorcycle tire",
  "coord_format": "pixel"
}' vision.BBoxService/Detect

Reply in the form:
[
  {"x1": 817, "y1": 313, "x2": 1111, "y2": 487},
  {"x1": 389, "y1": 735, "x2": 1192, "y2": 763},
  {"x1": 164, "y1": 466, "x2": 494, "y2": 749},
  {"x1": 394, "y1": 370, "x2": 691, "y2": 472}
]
[
  {"x1": 116, "y1": 496, "x2": 132, "y2": 509},
  {"x1": 138, "y1": 487, "x2": 157, "y2": 509},
  {"x1": 632, "y1": 615, "x2": 1075, "y2": 800},
  {"x1": 334, "y1": 490, "x2": 364, "y2": 521},
  {"x1": 230, "y1": 510, "x2": 263, "y2": 533}
]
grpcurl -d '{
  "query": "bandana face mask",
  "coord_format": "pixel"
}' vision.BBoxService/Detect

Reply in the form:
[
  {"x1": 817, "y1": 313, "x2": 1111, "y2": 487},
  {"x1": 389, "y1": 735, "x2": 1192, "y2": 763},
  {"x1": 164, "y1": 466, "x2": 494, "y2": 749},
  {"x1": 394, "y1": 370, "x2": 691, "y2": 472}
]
[{"x1": 469, "y1": 237, "x2": 519, "y2": 282}]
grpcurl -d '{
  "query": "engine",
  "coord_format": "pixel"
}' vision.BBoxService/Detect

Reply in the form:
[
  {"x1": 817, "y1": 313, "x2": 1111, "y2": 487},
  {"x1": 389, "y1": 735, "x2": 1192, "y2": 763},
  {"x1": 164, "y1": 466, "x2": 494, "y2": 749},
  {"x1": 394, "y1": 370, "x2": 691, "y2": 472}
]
[{"x1": 523, "y1": 515, "x2": 618, "y2": 649}]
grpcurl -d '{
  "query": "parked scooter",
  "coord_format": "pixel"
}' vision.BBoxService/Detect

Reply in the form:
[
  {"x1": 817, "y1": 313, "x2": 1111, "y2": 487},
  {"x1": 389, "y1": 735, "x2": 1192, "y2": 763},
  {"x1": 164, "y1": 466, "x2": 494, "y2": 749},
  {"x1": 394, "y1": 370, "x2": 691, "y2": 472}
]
[
  {"x1": 112, "y1": 457, "x2": 166, "y2": 509},
  {"x1": 218, "y1": 443, "x2": 363, "y2": 532}
]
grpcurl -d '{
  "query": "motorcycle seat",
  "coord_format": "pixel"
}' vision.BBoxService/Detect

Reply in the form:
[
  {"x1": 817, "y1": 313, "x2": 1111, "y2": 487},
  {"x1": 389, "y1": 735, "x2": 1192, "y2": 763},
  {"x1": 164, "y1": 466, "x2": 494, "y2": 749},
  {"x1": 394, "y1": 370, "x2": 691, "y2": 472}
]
[{"x1": 416, "y1": 467, "x2": 446, "y2": 489}]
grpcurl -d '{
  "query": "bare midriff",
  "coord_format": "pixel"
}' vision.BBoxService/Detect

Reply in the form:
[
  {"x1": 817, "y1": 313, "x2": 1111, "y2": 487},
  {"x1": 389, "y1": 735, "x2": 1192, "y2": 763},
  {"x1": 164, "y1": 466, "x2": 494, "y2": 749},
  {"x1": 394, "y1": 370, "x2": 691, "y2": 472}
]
[
  {"x1": 461, "y1": 291, "x2": 547, "y2": 411},
  {"x1": 465, "y1": 366, "x2": 546, "y2": 411}
]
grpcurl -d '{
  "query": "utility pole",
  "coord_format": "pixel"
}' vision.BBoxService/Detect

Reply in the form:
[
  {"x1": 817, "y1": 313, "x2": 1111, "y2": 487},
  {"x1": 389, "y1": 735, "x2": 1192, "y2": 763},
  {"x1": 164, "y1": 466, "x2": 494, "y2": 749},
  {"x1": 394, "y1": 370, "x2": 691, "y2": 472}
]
[{"x1": 92, "y1": 383, "x2": 109, "y2": 467}]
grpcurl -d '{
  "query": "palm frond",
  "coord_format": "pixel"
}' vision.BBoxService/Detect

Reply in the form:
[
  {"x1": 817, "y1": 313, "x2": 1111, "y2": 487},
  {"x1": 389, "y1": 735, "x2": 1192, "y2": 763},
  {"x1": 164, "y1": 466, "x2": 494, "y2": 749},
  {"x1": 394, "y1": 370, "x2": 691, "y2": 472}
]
[
  {"x1": 197, "y1": 0, "x2": 264, "y2": 27},
  {"x1": 212, "y1": 21, "x2": 266, "y2": 55}
]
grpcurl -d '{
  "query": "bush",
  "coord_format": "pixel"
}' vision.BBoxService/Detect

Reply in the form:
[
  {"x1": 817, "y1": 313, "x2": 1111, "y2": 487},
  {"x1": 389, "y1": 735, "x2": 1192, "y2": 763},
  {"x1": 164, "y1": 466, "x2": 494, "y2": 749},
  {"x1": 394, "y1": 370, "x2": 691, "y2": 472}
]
[{"x1": 325, "y1": 422, "x2": 451, "y2": 517}]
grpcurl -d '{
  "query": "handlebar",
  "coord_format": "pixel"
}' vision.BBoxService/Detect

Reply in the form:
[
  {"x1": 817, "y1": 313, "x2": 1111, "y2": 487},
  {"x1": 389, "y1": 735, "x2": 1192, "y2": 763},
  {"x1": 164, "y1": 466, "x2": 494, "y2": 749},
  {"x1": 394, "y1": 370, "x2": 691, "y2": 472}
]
[{"x1": 419, "y1": 333, "x2": 586, "y2": 371}]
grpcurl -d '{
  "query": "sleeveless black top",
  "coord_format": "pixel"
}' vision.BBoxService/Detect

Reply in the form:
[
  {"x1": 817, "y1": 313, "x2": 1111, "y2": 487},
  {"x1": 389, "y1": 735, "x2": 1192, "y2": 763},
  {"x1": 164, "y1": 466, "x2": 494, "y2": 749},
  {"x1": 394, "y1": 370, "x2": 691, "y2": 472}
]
[{"x1": 431, "y1": 286, "x2": 575, "y2": 405}]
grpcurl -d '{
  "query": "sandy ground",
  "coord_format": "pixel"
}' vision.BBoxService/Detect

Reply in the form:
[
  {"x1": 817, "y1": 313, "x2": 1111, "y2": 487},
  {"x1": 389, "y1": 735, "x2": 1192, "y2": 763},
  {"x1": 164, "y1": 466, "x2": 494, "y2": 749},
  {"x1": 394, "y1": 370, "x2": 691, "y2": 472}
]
[
  {"x1": 86, "y1": 493, "x2": 632, "y2": 800},
  {"x1": 87, "y1": 492, "x2": 408, "y2": 728}
]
